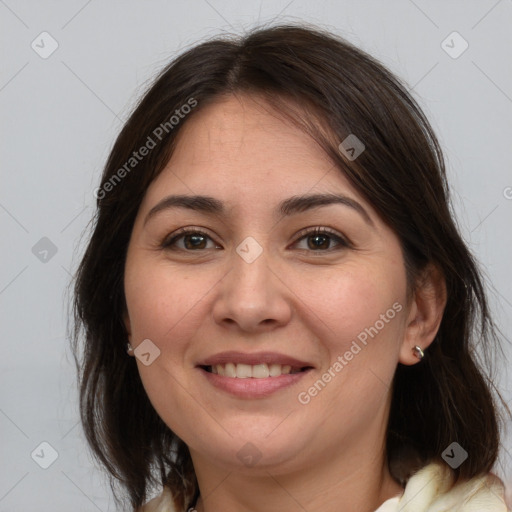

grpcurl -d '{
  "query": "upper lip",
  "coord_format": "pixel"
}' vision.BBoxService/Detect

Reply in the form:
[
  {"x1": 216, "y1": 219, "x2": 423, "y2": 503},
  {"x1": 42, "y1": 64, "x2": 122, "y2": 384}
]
[{"x1": 198, "y1": 351, "x2": 314, "y2": 369}]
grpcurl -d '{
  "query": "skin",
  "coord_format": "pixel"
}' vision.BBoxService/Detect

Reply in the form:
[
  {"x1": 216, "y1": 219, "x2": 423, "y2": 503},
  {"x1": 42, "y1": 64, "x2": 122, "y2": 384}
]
[{"x1": 124, "y1": 94, "x2": 446, "y2": 512}]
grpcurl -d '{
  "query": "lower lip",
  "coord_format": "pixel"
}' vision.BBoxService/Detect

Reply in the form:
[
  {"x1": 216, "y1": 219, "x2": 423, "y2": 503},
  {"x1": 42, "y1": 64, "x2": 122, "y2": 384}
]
[{"x1": 198, "y1": 367, "x2": 312, "y2": 398}]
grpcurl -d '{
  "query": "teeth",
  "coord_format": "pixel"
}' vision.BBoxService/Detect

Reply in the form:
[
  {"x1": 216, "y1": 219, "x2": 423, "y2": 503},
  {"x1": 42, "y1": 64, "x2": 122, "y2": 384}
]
[
  {"x1": 236, "y1": 363, "x2": 252, "y2": 379},
  {"x1": 209, "y1": 363, "x2": 302, "y2": 378},
  {"x1": 269, "y1": 363, "x2": 282, "y2": 377},
  {"x1": 252, "y1": 364, "x2": 269, "y2": 378},
  {"x1": 225, "y1": 363, "x2": 236, "y2": 378}
]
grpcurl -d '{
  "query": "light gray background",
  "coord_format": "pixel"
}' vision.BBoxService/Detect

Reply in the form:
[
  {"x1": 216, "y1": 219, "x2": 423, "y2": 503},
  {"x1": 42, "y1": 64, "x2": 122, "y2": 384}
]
[{"x1": 1, "y1": 0, "x2": 511, "y2": 510}]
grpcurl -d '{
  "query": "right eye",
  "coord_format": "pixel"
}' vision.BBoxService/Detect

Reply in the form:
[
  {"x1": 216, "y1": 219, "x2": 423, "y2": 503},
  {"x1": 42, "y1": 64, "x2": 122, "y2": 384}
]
[{"x1": 161, "y1": 228, "x2": 222, "y2": 251}]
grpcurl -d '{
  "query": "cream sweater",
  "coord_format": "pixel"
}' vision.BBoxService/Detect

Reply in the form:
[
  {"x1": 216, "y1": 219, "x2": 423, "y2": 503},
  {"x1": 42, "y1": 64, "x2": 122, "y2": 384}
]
[{"x1": 141, "y1": 462, "x2": 509, "y2": 512}]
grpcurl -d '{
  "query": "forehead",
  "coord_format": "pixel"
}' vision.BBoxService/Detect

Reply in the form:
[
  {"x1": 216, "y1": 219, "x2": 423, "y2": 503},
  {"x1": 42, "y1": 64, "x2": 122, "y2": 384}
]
[
  {"x1": 173, "y1": 95, "x2": 330, "y2": 171},
  {"x1": 143, "y1": 94, "x2": 366, "y2": 206}
]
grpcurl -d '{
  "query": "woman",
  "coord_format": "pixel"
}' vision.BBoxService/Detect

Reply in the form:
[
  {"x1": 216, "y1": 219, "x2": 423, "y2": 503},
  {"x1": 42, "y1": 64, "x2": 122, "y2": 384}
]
[{"x1": 72, "y1": 24, "x2": 510, "y2": 511}]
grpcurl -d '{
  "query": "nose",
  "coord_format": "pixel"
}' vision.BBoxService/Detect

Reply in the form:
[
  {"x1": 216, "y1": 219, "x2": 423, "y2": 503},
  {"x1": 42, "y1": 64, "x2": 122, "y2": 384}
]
[{"x1": 212, "y1": 245, "x2": 293, "y2": 333}]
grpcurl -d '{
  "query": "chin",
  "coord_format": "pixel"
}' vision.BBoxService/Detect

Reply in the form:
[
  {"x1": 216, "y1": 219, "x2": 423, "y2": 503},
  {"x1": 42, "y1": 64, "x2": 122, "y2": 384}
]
[{"x1": 193, "y1": 427, "x2": 310, "y2": 473}]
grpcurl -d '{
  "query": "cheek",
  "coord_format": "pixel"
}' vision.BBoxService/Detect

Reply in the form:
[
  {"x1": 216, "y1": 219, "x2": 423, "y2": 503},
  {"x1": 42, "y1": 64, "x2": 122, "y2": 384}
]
[
  {"x1": 124, "y1": 259, "x2": 215, "y2": 438},
  {"x1": 124, "y1": 258, "x2": 210, "y2": 343},
  {"x1": 297, "y1": 266, "x2": 406, "y2": 434},
  {"x1": 295, "y1": 261, "x2": 406, "y2": 351}
]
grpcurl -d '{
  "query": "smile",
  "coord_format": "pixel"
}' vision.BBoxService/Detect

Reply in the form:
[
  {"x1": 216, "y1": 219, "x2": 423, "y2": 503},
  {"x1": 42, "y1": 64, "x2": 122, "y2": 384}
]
[
  {"x1": 197, "y1": 351, "x2": 314, "y2": 398},
  {"x1": 203, "y1": 362, "x2": 308, "y2": 378}
]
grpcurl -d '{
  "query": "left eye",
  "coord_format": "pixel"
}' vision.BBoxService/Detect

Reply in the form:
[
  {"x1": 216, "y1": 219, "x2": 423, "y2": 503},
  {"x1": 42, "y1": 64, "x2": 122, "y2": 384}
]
[{"x1": 293, "y1": 228, "x2": 348, "y2": 251}]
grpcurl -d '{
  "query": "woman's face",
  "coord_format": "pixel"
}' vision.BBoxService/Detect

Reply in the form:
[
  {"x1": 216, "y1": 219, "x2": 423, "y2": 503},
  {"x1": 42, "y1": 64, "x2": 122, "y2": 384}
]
[{"x1": 124, "y1": 94, "x2": 414, "y2": 475}]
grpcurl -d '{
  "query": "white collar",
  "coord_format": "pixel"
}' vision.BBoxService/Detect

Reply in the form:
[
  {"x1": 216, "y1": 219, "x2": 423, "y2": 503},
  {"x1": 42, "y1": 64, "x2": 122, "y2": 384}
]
[{"x1": 374, "y1": 462, "x2": 507, "y2": 511}]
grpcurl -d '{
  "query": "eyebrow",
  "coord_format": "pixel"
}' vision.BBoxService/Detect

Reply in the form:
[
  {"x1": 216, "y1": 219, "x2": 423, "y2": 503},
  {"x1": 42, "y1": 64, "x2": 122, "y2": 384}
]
[{"x1": 144, "y1": 193, "x2": 374, "y2": 226}]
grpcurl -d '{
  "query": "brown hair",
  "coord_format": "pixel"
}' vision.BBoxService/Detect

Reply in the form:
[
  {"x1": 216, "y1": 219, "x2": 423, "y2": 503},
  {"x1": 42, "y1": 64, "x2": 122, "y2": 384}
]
[{"x1": 70, "y1": 23, "x2": 508, "y2": 511}]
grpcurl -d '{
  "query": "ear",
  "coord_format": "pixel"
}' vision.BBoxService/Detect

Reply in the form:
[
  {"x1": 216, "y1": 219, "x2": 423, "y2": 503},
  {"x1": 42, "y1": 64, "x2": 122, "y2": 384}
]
[{"x1": 399, "y1": 264, "x2": 447, "y2": 366}]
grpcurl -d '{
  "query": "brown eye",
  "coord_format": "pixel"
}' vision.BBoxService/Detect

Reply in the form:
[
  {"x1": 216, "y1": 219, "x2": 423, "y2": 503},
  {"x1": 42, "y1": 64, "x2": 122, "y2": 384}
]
[
  {"x1": 307, "y1": 233, "x2": 331, "y2": 250},
  {"x1": 294, "y1": 227, "x2": 349, "y2": 251},
  {"x1": 182, "y1": 233, "x2": 208, "y2": 250},
  {"x1": 161, "y1": 229, "x2": 221, "y2": 251}
]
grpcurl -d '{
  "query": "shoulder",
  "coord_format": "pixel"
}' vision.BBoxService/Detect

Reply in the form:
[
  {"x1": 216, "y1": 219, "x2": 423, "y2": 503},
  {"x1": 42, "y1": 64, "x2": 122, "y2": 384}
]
[{"x1": 397, "y1": 461, "x2": 508, "y2": 511}]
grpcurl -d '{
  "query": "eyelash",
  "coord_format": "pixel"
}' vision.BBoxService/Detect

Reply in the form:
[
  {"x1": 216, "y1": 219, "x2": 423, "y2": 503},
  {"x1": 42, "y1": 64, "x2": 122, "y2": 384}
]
[{"x1": 160, "y1": 226, "x2": 350, "y2": 252}]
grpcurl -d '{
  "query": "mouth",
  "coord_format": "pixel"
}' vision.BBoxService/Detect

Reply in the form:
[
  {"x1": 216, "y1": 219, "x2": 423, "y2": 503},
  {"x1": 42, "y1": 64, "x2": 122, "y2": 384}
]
[
  {"x1": 196, "y1": 351, "x2": 314, "y2": 398},
  {"x1": 200, "y1": 363, "x2": 313, "y2": 378}
]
